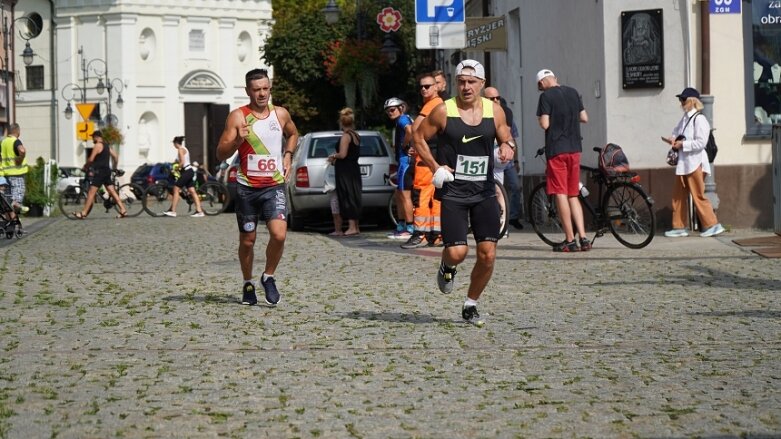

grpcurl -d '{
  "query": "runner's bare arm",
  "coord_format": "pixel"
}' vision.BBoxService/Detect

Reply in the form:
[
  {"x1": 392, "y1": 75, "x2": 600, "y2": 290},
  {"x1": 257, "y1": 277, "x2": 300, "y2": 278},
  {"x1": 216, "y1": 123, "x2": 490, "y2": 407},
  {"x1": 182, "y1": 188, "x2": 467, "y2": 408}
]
[
  {"x1": 216, "y1": 110, "x2": 248, "y2": 161},
  {"x1": 109, "y1": 145, "x2": 120, "y2": 169},
  {"x1": 277, "y1": 107, "x2": 299, "y2": 179},
  {"x1": 412, "y1": 103, "x2": 448, "y2": 173},
  {"x1": 493, "y1": 105, "x2": 514, "y2": 162}
]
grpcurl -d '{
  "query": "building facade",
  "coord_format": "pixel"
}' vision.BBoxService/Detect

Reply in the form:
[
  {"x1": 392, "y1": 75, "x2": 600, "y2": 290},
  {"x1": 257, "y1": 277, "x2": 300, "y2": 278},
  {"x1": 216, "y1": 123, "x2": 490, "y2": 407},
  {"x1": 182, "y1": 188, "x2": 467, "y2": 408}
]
[
  {"x1": 15, "y1": 0, "x2": 273, "y2": 174},
  {"x1": 450, "y1": 0, "x2": 771, "y2": 229}
]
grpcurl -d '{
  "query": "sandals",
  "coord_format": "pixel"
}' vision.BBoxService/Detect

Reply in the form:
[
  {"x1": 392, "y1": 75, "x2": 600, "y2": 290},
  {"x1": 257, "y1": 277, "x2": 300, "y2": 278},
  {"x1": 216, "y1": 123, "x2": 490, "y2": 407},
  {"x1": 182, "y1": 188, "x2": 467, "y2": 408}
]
[
  {"x1": 71, "y1": 212, "x2": 86, "y2": 220},
  {"x1": 116, "y1": 210, "x2": 128, "y2": 219}
]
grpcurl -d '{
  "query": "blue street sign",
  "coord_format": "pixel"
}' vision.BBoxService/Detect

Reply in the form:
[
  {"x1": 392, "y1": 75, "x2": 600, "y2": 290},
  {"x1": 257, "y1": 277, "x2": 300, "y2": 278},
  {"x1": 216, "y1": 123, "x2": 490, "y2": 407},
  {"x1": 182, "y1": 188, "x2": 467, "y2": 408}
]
[
  {"x1": 415, "y1": 0, "x2": 465, "y2": 24},
  {"x1": 710, "y1": 0, "x2": 740, "y2": 14}
]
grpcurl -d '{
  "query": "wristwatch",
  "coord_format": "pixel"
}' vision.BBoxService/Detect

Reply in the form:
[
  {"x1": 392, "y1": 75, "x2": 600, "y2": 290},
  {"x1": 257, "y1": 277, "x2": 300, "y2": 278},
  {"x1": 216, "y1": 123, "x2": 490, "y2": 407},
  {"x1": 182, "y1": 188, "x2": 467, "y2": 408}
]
[{"x1": 502, "y1": 141, "x2": 517, "y2": 151}]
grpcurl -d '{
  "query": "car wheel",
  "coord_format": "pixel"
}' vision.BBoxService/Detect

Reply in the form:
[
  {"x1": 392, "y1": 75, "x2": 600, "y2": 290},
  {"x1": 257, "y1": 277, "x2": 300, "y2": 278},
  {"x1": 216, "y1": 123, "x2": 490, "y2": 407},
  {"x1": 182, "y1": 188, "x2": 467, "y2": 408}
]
[{"x1": 287, "y1": 207, "x2": 305, "y2": 231}]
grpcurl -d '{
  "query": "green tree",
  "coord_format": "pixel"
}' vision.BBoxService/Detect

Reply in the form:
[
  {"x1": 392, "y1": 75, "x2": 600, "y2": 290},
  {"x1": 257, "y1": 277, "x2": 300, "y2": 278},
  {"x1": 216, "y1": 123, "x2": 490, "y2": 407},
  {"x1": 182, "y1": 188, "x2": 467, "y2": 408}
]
[{"x1": 263, "y1": 0, "x2": 436, "y2": 132}]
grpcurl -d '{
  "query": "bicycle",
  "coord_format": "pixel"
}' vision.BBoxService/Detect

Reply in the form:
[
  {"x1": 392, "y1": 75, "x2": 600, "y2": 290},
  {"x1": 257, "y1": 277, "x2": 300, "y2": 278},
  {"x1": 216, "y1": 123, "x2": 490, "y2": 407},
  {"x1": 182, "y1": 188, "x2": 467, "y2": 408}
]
[
  {"x1": 59, "y1": 169, "x2": 145, "y2": 219},
  {"x1": 142, "y1": 179, "x2": 229, "y2": 217},
  {"x1": 527, "y1": 147, "x2": 656, "y2": 249},
  {"x1": 384, "y1": 171, "x2": 509, "y2": 239}
]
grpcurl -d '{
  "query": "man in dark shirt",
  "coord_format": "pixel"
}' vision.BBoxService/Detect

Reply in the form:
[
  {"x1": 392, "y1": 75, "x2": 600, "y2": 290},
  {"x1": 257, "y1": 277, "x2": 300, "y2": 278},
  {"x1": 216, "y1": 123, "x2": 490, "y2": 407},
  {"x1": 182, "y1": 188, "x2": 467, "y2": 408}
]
[{"x1": 536, "y1": 69, "x2": 590, "y2": 252}]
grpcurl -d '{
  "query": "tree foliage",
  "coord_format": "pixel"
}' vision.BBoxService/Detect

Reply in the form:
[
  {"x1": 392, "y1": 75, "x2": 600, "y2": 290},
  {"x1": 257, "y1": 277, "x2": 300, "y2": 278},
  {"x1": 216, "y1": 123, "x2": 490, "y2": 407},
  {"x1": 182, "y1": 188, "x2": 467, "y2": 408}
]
[{"x1": 263, "y1": 0, "x2": 438, "y2": 133}]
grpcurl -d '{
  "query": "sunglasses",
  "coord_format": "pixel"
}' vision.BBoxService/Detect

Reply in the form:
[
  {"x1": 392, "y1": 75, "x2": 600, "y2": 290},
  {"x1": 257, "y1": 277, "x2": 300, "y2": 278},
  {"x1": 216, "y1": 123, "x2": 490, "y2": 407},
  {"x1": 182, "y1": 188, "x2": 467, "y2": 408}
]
[
  {"x1": 487, "y1": 96, "x2": 501, "y2": 102},
  {"x1": 385, "y1": 107, "x2": 399, "y2": 114},
  {"x1": 679, "y1": 97, "x2": 688, "y2": 103},
  {"x1": 419, "y1": 84, "x2": 435, "y2": 90}
]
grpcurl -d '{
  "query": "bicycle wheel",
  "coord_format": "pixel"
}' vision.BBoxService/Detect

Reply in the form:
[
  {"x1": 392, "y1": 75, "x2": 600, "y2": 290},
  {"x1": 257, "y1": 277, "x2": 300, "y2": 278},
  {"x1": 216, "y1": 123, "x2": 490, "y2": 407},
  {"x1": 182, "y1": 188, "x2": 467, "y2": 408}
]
[
  {"x1": 527, "y1": 181, "x2": 565, "y2": 247},
  {"x1": 603, "y1": 182, "x2": 656, "y2": 249},
  {"x1": 143, "y1": 182, "x2": 173, "y2": 217},
  {"x1": 58, "y1": 185, "x2": 90, "y2": 219},
  {"x1": 388, "y1": 192, "x2": 400, "y2": 227},
  {"x1": 495, "y1": 181, "x2": 509, "y2": 239},
  {"x1": 198, "y1": 182, "x2": 229, "y2": 215},
  {"x1": 116, "y1": 183, "x2": 145, "y2": 217}
]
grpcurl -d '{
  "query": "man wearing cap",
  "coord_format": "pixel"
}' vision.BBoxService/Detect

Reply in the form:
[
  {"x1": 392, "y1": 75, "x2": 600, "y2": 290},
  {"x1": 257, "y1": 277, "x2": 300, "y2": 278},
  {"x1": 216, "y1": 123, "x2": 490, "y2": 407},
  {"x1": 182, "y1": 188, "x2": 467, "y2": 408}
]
[
  {"x1": 536, "y1": 69, "x2": 590, "y2": 252},
  {"x1": 412, "y1": 59, "x2": 515, "y2": 326},
  {"x1": 71, "y1": 130, "x2": 128, "y2": 219},
  {"x1": 163, "y1": 136, "x2": 205, "y2": 218}
]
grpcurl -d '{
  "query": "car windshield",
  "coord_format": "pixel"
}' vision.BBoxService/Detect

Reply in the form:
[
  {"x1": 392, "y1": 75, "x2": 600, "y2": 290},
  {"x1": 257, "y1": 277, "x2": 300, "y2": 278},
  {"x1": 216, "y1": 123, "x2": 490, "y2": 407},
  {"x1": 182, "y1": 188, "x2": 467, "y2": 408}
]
[{"x1": 308, "y1": 135, "x2": 387, "y2": 158}]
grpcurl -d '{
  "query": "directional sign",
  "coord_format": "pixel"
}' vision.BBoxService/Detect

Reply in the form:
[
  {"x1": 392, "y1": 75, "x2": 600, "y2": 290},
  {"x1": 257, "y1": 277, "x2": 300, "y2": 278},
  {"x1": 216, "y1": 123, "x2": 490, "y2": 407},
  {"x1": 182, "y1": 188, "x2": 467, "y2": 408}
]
[
  {"x1": 76, "y1": 103, "x2": 95, "y2": 121},
  {"x1": 710, "y1": 0, "x2": 740, "y2": 14},
  {"x1": 415, "y1": 0, "x2": 465, "y2": 24},
  {"x1": 76, "y1": 121, "x2": 95, "y2": 141}
]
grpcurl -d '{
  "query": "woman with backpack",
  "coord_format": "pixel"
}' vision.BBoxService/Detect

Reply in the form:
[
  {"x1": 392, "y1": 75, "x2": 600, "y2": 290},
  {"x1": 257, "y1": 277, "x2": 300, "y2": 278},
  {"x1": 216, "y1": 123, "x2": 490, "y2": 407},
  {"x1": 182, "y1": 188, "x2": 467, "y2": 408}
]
[{"x1": 662, "y1": 87, "x2": 724, "y2": 238}]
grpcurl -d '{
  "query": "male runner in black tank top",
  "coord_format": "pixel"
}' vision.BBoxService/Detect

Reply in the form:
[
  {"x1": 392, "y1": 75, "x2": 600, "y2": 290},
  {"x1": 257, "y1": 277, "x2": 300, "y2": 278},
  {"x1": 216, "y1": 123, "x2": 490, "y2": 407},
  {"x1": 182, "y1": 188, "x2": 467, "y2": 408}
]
[{"x1": 412, "y1": 60, "x2": 516, "y2": 326}]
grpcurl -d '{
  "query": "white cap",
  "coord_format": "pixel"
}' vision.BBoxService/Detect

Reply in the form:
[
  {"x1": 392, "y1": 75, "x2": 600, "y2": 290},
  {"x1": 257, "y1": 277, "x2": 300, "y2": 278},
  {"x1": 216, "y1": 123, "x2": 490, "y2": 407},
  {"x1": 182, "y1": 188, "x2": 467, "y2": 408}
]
[
  {"x1": 536, "y1": 69, "x2": 555, "y2": 83},
  {"x1": 455, "y1": 59, "x2": 486, "y2": 80}
]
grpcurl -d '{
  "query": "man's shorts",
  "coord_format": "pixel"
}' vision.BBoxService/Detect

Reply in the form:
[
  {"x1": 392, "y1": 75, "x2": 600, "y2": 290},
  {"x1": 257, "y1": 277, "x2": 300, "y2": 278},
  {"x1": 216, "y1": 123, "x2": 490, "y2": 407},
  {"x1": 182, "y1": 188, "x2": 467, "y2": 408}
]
[
  {"x1": 174, "y1": 168, "x2": 196, "y2": 189},
  {"x1": 6, "y1": 176, "x2": 25, "y2": 205},
  {"x1": 546, "y1": 152, "x2": 581, "y2": 197},
  {"x1": 397, "y1": 155, "x2": 413, "y2": 191},
  {"x1": 89, "y1": 168, "x2": 113, "y2": 189},
  {"x1": 235, "y1": 184, "x2": 287, "y2": 233},
  {"x1": 440, "y1": 196, "x2": 500, "y2": 247}
]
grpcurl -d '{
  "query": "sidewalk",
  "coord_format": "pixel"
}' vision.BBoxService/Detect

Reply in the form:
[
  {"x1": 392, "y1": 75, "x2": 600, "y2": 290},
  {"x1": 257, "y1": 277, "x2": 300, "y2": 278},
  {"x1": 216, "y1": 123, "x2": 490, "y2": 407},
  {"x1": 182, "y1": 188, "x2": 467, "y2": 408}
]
[{"x1": 0, "y1": 215, "x2": 778, "y2": 437}]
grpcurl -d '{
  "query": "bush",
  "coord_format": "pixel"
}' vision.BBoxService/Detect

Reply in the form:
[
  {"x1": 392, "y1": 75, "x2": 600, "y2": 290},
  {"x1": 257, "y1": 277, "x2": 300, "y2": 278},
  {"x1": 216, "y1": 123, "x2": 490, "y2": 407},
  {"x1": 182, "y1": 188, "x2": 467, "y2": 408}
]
[{"x1": 23, "y1": 157, "x2": 58, "y2": 207}]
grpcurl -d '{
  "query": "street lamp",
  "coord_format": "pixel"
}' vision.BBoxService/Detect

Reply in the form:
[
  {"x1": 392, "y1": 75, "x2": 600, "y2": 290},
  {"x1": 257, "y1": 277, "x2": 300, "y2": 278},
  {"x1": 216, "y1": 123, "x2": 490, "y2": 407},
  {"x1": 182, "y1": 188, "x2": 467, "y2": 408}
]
[
  {"x1": 2, "y1": 14, "x2": 39, "y2": 124},
  {"x1": 322, "y1": 0, "x2": 400, "y2": 64},
  {"x1": 60, "y1": 46, "x2": 124, "y2": 126}
]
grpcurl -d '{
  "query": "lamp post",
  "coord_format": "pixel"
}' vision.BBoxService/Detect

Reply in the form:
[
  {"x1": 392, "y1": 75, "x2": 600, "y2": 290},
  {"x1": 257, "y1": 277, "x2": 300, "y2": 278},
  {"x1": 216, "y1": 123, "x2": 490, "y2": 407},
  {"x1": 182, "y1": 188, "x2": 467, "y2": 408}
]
[
  {"x1": 1, "y1": 13, "x2": 39, "y2": 125},
  {"x1": 60, "y1": 46, "x2": 124, "y2": 127}
]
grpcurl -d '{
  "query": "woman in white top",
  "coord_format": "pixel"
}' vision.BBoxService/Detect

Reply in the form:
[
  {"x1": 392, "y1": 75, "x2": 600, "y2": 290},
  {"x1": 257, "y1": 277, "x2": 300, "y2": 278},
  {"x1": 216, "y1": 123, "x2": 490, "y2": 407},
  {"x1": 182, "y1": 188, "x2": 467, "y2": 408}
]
[{"x1": 663, "y1": 88, "x2": 724, "y2": 238}]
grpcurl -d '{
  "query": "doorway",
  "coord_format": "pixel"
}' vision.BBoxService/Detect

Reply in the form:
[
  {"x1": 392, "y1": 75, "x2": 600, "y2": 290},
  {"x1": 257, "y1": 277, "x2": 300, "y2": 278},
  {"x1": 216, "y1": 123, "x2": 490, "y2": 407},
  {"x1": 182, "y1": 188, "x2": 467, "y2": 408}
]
[{"x1": 184, "y1": 103, "x2": 229, "y2": 174}]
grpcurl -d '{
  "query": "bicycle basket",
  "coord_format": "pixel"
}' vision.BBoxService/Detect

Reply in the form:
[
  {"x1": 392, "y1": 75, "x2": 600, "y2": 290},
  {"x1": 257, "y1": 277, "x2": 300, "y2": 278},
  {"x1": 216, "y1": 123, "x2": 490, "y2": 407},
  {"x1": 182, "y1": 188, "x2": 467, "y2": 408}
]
[{"x1": 598, "y1": 143, "x2": 630, "y2": 176}]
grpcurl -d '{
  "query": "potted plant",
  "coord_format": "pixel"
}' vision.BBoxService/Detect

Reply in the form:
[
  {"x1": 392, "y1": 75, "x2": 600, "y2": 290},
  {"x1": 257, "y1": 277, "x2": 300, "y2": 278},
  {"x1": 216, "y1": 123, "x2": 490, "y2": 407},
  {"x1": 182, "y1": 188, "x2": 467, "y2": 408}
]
[
  {"x1": 100, "y1": 124, "x2": 125, "y2": 149},
  {"x1": 23, "y1": 157, "x2": 58, "y2": 217}
]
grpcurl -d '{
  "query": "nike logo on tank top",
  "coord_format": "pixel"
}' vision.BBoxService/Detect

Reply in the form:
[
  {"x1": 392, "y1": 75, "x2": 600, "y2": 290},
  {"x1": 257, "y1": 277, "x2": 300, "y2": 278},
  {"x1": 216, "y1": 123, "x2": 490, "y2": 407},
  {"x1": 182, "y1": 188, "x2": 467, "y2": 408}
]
[
  {"x1": 238, "y1": 104, "x2": 286, "y2": 188},
  {"x1": 438, "y1": 97, "x2": 496, "y2": 202}
]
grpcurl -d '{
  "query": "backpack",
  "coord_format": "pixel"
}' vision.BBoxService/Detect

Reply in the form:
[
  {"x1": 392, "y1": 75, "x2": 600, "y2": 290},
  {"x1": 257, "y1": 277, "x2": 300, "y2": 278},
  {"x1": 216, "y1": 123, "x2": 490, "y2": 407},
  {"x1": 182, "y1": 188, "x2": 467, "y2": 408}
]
[
  {"x1": 694, "y1": 113, "x2": 718, "y2": 163},
  {"x1": 599, "y1": 143, "x2": 630, "y2": 176}
]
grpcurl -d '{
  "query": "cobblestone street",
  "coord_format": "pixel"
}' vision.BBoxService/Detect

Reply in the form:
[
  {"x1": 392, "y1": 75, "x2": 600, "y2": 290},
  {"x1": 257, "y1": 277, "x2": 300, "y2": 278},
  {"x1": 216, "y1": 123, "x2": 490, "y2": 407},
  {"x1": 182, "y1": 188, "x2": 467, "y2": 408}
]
[{"x1": 0, "y1": 215, "x2": 779, "y2": 438}]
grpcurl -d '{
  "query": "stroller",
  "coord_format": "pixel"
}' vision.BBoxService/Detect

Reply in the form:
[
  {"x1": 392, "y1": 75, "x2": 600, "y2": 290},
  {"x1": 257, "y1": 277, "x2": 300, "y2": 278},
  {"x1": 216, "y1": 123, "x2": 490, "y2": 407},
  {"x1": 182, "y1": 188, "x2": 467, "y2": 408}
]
[{"x1": 0, "y1": 177, "x2": 24, "y2": 239}]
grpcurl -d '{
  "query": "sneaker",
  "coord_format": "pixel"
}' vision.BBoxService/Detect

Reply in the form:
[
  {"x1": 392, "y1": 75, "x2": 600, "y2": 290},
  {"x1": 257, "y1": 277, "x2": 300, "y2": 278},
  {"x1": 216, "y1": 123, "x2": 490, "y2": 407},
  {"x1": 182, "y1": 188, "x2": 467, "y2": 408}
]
[
  {"x1": 163, "y1": 211, "x2": 177, "y2": 217},
  {"x1": 462, "y1": 305, "x2": 484, "y2": 327},
  {"x1": 401, "y1": 234, "x2": 428, "y2": 249},
  {"x1": 700, "y1": 223, "x2": 725, "y2": 238},
  {"x1": 241, "y1": 282, "x2": 257, "y2": 306},
  {"x1": 509, "y1": 218, "x2": 524, "y2": 230},
  {"x1": 436, "y1": 261, "x2": 457, "y2": 294},
  {"x1": 427, "y1": 235, "x2": 444, "y2": 247},
  {"x1": 388, "y1": 230, "x2": 412, "y2": 240},
  {"x1": 664, "y1": 228, "x2": 689, "y2": 238},
  {"x1": 579, "y1": 237, "x2": 592, "y2": 251},
  {"x1": 261, "y1": 275, "x2": 280, "y2": 306},
  {"x1": 553, "y1": 240, "x2": 580, "y2": 252},
  {"x1": 190, "y1": 211, "x2": 205, "y2": 218}
]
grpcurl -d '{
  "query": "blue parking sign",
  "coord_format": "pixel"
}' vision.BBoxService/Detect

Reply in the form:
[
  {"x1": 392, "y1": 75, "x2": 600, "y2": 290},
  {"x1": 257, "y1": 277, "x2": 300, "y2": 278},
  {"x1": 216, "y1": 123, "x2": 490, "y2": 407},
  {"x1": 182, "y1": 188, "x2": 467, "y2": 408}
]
[
  {"x1": 710, "y1": 0, "x2": 740, "y2": 14},
  {"x1": 415, "y1": 0, "x2": 465, "y2": 23}
]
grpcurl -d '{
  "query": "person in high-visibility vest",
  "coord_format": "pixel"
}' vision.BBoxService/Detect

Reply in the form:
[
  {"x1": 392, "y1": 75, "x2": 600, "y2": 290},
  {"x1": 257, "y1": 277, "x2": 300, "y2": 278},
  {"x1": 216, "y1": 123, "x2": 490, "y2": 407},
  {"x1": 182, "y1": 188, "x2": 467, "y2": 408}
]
[{"x1": 0, "y1": 123, "x2": 29, "y2": 217}]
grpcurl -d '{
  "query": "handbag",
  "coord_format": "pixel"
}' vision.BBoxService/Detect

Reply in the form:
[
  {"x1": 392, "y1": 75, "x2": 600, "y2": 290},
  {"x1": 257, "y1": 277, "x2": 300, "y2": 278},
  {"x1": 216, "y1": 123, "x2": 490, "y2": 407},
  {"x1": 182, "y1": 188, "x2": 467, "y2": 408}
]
[{"x1": 666, "y1": 148, "x2": 679, "y2": 166}]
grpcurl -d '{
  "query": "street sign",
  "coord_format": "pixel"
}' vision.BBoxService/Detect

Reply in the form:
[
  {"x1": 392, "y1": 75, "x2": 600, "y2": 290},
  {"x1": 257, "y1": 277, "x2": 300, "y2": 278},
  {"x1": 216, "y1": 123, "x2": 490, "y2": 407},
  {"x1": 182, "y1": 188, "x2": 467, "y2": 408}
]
[
  {"x1": 710, "y1": 0, "x2": 740, "y2": 14},
  {"x1": 76, "y1": 103, "x2": 95, "y2": 121},
  {"x1": 415, "y1": 0, "x2": 465, "y2": 23},
  {"x1": 76, "y1": 121, "x2": 95, "y2": 141},
  {"x1": 416, "y1": 22, "x2": 466, "y2": 49}
]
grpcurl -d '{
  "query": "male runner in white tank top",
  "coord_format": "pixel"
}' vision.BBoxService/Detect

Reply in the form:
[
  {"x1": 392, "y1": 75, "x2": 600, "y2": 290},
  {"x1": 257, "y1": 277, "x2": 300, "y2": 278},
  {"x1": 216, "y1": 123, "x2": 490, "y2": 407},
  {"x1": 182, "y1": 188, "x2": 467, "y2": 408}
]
[{"x1": 216, "y1": 69, "x2": 299, "y2": 307}]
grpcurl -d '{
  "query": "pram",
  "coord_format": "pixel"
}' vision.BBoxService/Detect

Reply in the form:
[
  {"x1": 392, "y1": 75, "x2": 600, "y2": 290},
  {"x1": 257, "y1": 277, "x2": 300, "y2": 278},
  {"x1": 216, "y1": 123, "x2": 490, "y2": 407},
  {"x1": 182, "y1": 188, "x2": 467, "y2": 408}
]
[{"x1": 0, "y1": 177, "x2": 24, "y2": 239}]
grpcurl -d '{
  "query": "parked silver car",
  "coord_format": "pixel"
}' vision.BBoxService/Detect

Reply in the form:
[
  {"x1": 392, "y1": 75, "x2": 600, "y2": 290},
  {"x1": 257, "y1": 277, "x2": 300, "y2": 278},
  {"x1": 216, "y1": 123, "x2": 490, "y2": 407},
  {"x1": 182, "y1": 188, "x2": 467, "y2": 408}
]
[{"x1": 286, "y1": 130, "x2": 396, "y2": 230}]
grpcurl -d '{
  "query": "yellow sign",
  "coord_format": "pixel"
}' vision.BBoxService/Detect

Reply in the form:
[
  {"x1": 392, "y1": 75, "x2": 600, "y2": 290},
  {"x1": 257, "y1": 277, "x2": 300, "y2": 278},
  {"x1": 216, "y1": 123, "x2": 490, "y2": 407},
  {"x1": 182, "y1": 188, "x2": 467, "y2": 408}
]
[
  {"x1": 76, "y1": 121, "x2": 95, "y2": 141},
  {"x1": 75, "y1": 103, "x2": 96, "y2": 121}
]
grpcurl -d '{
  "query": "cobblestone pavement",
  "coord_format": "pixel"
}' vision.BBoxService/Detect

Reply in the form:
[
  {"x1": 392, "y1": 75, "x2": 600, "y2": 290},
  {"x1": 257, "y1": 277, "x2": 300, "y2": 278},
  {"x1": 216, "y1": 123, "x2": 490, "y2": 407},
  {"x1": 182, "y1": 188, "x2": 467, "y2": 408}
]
[{"x1": 0, "y1": 214, "x2": 779, "y2": 438}]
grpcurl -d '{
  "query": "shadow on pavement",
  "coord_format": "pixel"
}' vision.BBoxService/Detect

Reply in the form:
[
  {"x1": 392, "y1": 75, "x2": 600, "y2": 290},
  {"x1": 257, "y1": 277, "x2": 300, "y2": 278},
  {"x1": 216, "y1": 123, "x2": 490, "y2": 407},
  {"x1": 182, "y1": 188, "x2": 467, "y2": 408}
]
[
  {"x1": 162, "y1": 294, "x2": 237, "y2": 304},
  {"x1": 339, "y1": 311, "x2": 453, "y2": 324}
]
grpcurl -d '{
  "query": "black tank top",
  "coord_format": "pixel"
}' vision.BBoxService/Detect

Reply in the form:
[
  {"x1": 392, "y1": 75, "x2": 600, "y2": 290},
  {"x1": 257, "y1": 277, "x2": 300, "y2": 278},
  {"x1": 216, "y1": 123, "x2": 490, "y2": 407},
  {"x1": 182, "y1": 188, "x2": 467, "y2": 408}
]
[
  {"x1": 93, "y1": 143, "x2": 111, "y2": 170},
  {"x1": 437, "y1": 97, "x2": 496, "y2": 202}
]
